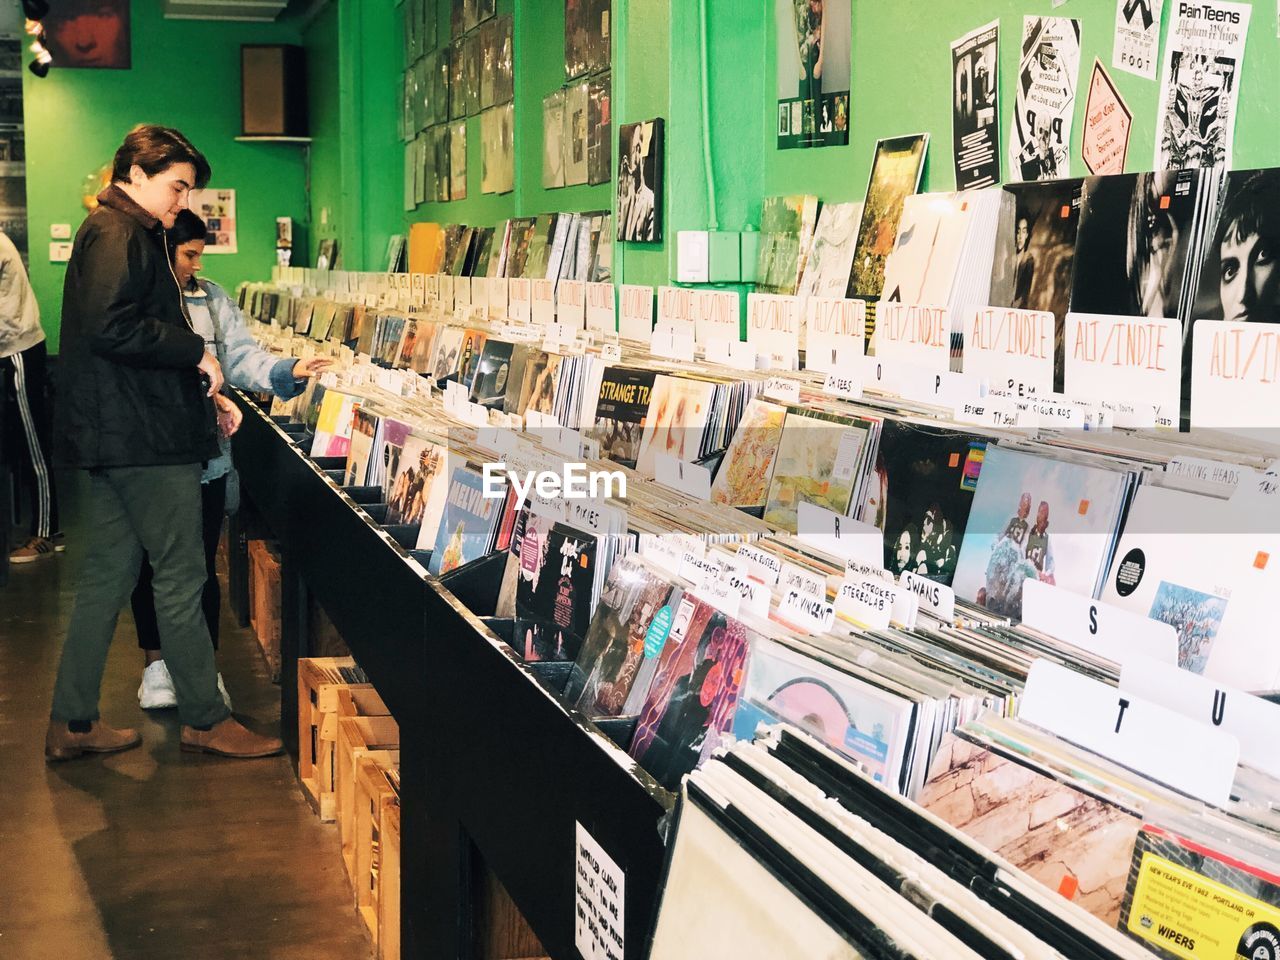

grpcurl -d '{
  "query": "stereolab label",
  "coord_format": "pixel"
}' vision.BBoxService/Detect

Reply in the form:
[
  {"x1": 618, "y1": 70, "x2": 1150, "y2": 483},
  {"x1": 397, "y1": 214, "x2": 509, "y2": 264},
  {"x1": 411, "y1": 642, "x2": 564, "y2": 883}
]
[{"x1": 1127, "y1": 851, "x2": 1280, "y2": 959}]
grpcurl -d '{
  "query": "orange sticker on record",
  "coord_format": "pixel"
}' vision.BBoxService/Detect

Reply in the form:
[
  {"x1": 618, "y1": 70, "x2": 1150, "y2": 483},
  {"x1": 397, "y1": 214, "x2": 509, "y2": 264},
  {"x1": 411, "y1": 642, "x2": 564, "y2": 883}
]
[
  {"x1": 1256, "y1": 551, "x2": 1270, "y2": 570},
  {"x1": 1078, "y1": 499, "x2": 1090, "y2": 515},
  {"x1": 1058, "y1": 873, "x2": 1080, "y2": 900},
  {"x1": 1060, "y1": 205, "x2": 1071, "y2": 218},
  {"x1": 1159, "y1": 195, "x2": 1170, "y2": 209},
  {"x1": 948, "y1": 453, "x2": 961, "y2": 468},
  {"x1": 580, "y1": 554, "x2": 590, "y2": 568}
]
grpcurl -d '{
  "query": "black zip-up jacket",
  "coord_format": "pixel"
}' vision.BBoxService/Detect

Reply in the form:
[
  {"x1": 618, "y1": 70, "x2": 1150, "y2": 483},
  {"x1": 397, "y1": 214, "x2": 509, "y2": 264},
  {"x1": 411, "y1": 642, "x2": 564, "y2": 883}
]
[{"x1": 55, "y1": 185, "x2": 218, "y2": 468}]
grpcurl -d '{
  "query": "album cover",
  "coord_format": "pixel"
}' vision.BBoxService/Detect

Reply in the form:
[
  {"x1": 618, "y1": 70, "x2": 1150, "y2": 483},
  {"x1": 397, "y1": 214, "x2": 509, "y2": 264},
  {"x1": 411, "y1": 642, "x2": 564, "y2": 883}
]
[
  {"x1": 988, "y1": 178, "x2": 1082, "y2": 390},
  {"x1": 1070, "y1": 170, "x2": 1202, "y2": 320},
  {"x1": 523, "y1": 214, "x2": 556, "y2": 280},
  {"x1": 430, "y1": 326, "x2": 464, "y2": 381},
  {"x1": 344, "y1": 408, "x2": 379, "y2": 488},
  {"x1": 872, "y1": 421, "x2": 989, "y2": 586},
  {"x1": 629, "y1": 600, "x2": 753, "y2": 790},
  {"x1": 449, "y1": 121, "x2": 467, "y2": 201},
  {"x1": 504, "y1": 217, "x2": 537, "y2": 277},
  {"x1": 456, "y1": 328, "x2": 488, "y2": 389},
  {"x1": 587, "y1": 366, "x2": 657, "y2": 468},
  {"x1": 433, "y1": 123, "x2": 451, "y2": 202},
  {"x1": 634, "y1": 374, "x2": 716, "y2": 477},
  {"x1": 492, "y1": 15, "x2": 514, "y2": 105},
  {"x1": 775, "y1": 0, "x2": 851, "y2": 149},
  {"x1": 450, "y1": 0, "x2": 464, "y2": 38},
  {"x1": 795, "y1": 201, "x2": 862, "y2": 305},
  {"x1": 565, "y1": 0, "x2": 610, "y2": 79},
  {"x1": 449, "y1": 39, "x2": 465, "y2": 120},
  {"x1": 469, "y1": 226, "x2": 495, "y2": 276},
  {"x1": 373, "y1": 417, "x2": 413, "y2": 501},
  {"x1": 951, "y1": 444, "x2": 1131, "y2": 620},
  {"x1": 433, "y1": 47, "x2": 450, "y2": 124},
  {"x1": 920, "y1": 732, "x2": 1141, "y2": 927},
  {"x1": 564, "y1": 80, "x2": 590, "y2": 187},
  {"x1": 515, "y1": 521, "x2": 598, "y2": 662},
  {"x1": 567, "y1": 557, "x2": 682, "y2": 718},
  {"x1": 389, "y1": 434, "x2": 450, "y2": 542},
  {"x1": 481, "y1": 103, "x2": 515, "y2": 196},
  {"x1": 512, "y1": 350, "x2": 563, "y2": 418},
  {"x1": 763, "y1": 412, "x2": 868, "y2": 533},
  {"x1": 587, "y1": 73, "x2": 612, "y2": 186},
  {"x1": 310, "y1": 390, "x2": 358, "y2": 458},
  {"x1": 756, "y1": 195, "x2": 821, "y2": 296},
  {"x1": 1192, "y1": 167, "x2": 1280, "y2": 325},
  {"x1": 879, "y1": 191, "x2": 973, "y2": 306},
  {"x1": 848, "y1": 134, "x2": 929, "y2": 300},
  {"x1": 469, "y1": 340, "x2": 515, "y2": 408},
  {"x1": 463, "y1": 32, "x2": 482, "y2": 116},
  {"x1": 710, "y1": 398, "x2": 787, "y2": 509},
  {"x1": 543, "y1": 89, "x2": 567, "y2": 189},
  {"x1": 428, "y1": 464, "x2": 503, "y2": 575},
  {"x1": 616, "y1": 119, "x2": 663, "y2": 243}
]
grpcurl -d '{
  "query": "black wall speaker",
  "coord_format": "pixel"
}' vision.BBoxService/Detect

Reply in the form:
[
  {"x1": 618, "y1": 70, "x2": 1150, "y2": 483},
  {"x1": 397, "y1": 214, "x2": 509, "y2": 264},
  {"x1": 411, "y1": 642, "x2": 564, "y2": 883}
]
[{"x1": 241, "y1": 44, "x2": 308, "y2": 138}]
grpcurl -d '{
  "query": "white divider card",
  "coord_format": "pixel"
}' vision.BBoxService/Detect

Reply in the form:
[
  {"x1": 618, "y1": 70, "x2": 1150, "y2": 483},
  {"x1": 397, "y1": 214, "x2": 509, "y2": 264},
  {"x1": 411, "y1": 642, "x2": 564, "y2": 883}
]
[
  {"x1": 410, "y1": 272, "x2": 426, "y2": 305},
  {"x1": 395, "y1": 272, "x2": 412, "y2": 294},
  {"x1": 471, "y1": 276, "x2": 489, "y2": 310},
  {"x1": 900, "y1": 570, "x2": 956, "y2": 621},
  {"x1": 575, "y1": 822, "x2": 625, "y2": 960},
  {"x1": 861, "y1": 355, "x2": 985, "y2": 408},
  {"x1": 694, "y1": 573, "x2": 743, "y2": 619},
  {"x1": 650, "y1": 327, "x2": 695, "y2": 362},
  {"x1": 585, "y1": 282, "x2": 616, "y2": 334},
  {"x1": 486, "y1": 277, "x2": 509, "y2": 320},
  {"x1": 654, "y1": 453, "x2": 712, "y2": 500},
  {"x1": 557, "y1": 279, "x2": 587, "y2": 330},
  {"x1": 842, "y1": 562, "x2": 918, "y2": 628},
  {"x1": 1191, "y1": 320, "x2": 1280, "y2": 430},
  {"x1": 822, "y1": 369, "x2": 862, "y2": 401},
  {"x1": 641, "y1": 535, "x2": 684, "y2": 576},
  {"x1": 746, "y1": 293, "x2": 801, "y2": 370},
  {"x1": 439, "y1": 274, "x2": 455, "y2": 310},
  {"x1": 1065, "y1": 313, "x2": 1181, "y2": 427},
  {"x1": 1021, "y1": 579, "x2": 1178, "y2": 666},
  {"x1": 780, "y1": 561, "x2": 826, "y2": 599},
  {"x1": 737, "y1": 543, "x2": 783, "y2": 586},
  {"x1": 531, "y1": 279, "x2": 557, "y2": 325},
  {"x1": 1168, "y1": 456, "x2": 1253, "y2": 493},
  {"x1": 761, "y1": 376, "x2": 800, "y2": 403},
  {"x1": 692, "y1": 289, "x2": 740, "y2": 346},
  {"x1": 796, "y1": 502, "x2": 882, "y2": 567},
  {"x1": 724, "y1": 570, "x2": 772, "y2": 618},
  {"x1": 703, "y1": 337, "x2": 759, "y2": 371},
  {"x1": 835, "y1": 577, "x2": 893, "y2": 630},
  {"x1": 656, "y1": 285, "x2": 697, "y2": 335},
  {"x1": 1120, "y1": 656, "x2": 1280, "y2": 781},
  {"x1": 871, "y1": 303, "x2": 952, "y2": 373},
  {"x1": 954, "y1": 395, "x2": 1027, "y2": 429},
  {"x1": 426, "y1": 273, "x2": 441, "y2": 303},
  {"x1": 600, "y1": 342, "x2": 622, "y2": 363},
  {"x1": 805, "y1": 297, "x2": 866, "y2": 374},
  {"x1": 963, "y1": 307, "x2": 1056, "y2": 397},
  {"x1": 619, "y1": 284, "x2": 654, "y2": 341},
  {"x1": 778, "y1": 587, "x2": 836, "y2": 635},
  {"x1": 454, "y1": 275, "x2": 472, "y2": 308},
  {"x1": 508, "y1": 277, "x2": 532, "y2": 322},
  {"x1": 1098, "y1": 397, "x2": 1157, "y2": 430},
  {"x1": 1020, "y1": 659, "x2": 1239, "y2": 807}
]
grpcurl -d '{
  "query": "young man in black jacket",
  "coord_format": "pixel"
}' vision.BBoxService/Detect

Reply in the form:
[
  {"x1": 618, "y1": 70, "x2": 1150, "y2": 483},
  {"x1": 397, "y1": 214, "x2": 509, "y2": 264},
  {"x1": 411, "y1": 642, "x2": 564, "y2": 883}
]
[{"x1": 47, "y1": 124, "x2": 281, "y2": 761}]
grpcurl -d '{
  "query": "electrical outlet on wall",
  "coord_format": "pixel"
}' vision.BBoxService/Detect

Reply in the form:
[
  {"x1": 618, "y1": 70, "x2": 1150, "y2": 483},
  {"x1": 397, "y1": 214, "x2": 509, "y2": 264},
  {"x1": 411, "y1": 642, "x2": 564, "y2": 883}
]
[
  {"x1": 49, "y1": 241, "x2": 72, "y2": 262},
  {"x1": 50, "y1": 223, "x2": 71, "y2": 239}
]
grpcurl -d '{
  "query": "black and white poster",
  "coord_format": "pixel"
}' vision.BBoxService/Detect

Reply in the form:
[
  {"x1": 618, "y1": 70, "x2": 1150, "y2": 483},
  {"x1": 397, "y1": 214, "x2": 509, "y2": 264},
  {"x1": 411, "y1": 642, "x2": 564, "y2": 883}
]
[
  {"x1": 1154, "y1": 0, "x2": 1251, "y2": 172},
  {"x1": 775, "y1": 0, "x2": 851, "y2": 149},
  {"x1": 617, "y1": 119, "x2": 663, "y2": 243},
  {"x1": 1113, "y1": 0, "x2": 1161, "y2": 80},
  {"x1": 1009, "y1": 16, "x2": 1081, "y2": 182},
  {"x1": 951, "y1": 20, "x2": 1000, "y2": 189}
]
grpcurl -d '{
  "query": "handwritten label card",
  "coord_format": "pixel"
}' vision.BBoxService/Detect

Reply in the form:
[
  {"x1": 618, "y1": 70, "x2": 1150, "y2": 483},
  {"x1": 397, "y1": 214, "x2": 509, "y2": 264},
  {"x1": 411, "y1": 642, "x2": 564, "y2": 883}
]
[
  {"x1": 872, "y1": 303, "x2": 951, "y2": 373},
  {"x1": 575, "y1": 823, "x2": 625, "y2": 960},
  {"x1": 704, "y1": 337, "x2": 759, "y2": 371},
  {"x1": 747, "y1": 293, "x2": 801, "y2": 370},
  {"x1": 657, "y1": 285, "x2": 697, "y2": 335},
  {"x1": 1065, "y1": 313, "x2": 1180, "y2": 426},
  {"x1": 531, "y1": 279, "x2": 557, "y2": 325},
  {"x1": 619, "y1": 284, "x2": 654, "y2": 341},
  {"x1": 487, "y1": 277, "x2": 509, "y2": 321},
  {"x1": 805, "y1": 297, "x2": 866, "y2": 374},
  {"x1": 796, "y1": 502, "x2": 882, "y2": 567},
  {"x1": 650, "y1": 327, "x2": 695, "y2": 362},
  {"x1": 654, "y1": 453, "x2": 712, "y2": 500},
  {"x1": 963, "y1": 307, "x2": 1056, "y2": 397},
  {"x1": 1021, "y1": 579, "x2": 1178, "y2": 666},
  {"x1": 1191, "y1": 320, "x2": 1280, "y2": 430},
  {"x1": 692, "y1": 289, "x2": 740, "y2": 346},
  {"x1": 508, "y1": 278, "x2": 532, "y2": 323},
  {"x1": 585, "y1": 282, "x2": 617, "y2": 334},
  {"x1": 558, "y1": 279, "x2": 587, "y2": 330}
]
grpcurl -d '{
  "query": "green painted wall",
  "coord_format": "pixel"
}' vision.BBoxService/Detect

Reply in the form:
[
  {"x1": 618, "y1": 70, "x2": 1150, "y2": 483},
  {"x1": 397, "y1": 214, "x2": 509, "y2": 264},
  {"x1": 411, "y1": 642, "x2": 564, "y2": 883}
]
[{"x1": 22, "y1": 3, "x2": 309, "y2": 351}]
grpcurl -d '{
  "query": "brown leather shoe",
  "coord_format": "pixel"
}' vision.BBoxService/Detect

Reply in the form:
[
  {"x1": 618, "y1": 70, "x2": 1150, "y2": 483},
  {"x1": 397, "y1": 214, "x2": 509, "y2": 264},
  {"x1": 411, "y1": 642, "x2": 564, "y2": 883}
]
[
  {"x1": 45, "y1": 720, "x2": 142, "y2": 762},
  {"x1": 180, "y1": 717, "x2": 283, "y2": 759}
]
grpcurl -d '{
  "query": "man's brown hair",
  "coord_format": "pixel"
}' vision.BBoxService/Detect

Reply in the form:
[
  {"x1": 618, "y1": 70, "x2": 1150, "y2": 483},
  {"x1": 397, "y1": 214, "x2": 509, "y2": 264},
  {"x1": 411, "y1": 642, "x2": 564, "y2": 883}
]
[{"x1": 111, "y1": 124, "x2": 211, "y2": 189}]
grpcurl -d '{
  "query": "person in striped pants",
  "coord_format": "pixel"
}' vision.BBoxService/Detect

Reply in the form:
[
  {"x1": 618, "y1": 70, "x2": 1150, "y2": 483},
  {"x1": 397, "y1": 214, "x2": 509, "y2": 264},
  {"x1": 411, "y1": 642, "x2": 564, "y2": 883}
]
[{"x1": 0, "y1": 230, "x2": 61, "y2": 563}]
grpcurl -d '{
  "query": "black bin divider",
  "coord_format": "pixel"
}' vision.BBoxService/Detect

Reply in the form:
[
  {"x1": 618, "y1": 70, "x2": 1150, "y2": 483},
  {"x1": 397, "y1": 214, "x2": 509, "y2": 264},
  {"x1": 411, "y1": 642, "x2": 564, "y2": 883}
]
[
  {"x1": 527, "y1": 660, "x2": 573, "y2": 696},
  {"x1": 408, "y1": 549, "x2": 433, "y2": 568},
  {"x1": 313, "y1": 455, "x2": 347, "y2": 470},
  {"x1": 381, "y1": 523, "x2": 419, "y2": 549},
  {"x1": 363, "y1": 503, "x2": 390, "y2": 523},
  {"x1": 323, "y1": 469, "x2": 346, "y2": 484},
  {"x1": 480, "y1": 616, "x2": 515, "y2": 647},
  {"x1": 343, "y1": 484, "x2": 385, "y2": 504},
  {"x1": 593, "y1": 716, "x2": 638, "y2": 751},
  {"x1": 437, "y1": 552, "x2": 508, "y2": 617}
]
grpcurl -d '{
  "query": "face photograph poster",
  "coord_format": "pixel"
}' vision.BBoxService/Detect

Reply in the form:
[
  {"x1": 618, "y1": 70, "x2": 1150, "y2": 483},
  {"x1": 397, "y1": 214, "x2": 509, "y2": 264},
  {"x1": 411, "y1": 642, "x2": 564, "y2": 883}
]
[
  {"x1": 617, "y1": 119, "x2": 663, "y2": 243},
  {"x1": 1009, "y1": 16, "x2": 1082, "y2": 183},
  {"x1": 776, "y1": 0, "x2": 850, "y2": 149},
  {"x1": 43, "y1": 0, "x2": 130, "y2": 69},
  {"x1": 188, "y1": 189, "x2": 237, "y2": 255},
  {"x1": 951, "y1": 20, "x2": 1000, "y2": 189},
  {"x1": 1154, "y1": 0, "x2": 1251, "y2": 172}
]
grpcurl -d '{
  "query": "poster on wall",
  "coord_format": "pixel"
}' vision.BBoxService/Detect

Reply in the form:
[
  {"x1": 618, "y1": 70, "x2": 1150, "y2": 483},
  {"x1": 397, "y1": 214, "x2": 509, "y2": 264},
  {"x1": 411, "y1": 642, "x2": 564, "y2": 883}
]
[
  {"x1": 950, "y1": 20, "x2": 1000, "y2": 189},
  {"x1": 1081, "y1": 60, "x2": 1131, "y2": 175},
  {"x1": 1008, "y1": 16, "x2": 1081, "y2": 182},
  {"x1": 566, "y1": 0, "x2": 611, "y2": 80},
  {"x1": 1154, "y1": 0, "x2": 1251, "y2": 172},
  {"x1": 188, "y1": 189, "x2": 237, "y2": 255},
  {"x1": 42, "y1": 0, "x2": 130, "y2": 69},
  {"x1": 1112, "y1": 0, "x2": 1161, "y2": 80},
  {"x1": 616, "y1": 119, "x2": 664, "y2": 243},
  {"x1": 775, "y1": 0, "x2": 851, "y2": 150}
]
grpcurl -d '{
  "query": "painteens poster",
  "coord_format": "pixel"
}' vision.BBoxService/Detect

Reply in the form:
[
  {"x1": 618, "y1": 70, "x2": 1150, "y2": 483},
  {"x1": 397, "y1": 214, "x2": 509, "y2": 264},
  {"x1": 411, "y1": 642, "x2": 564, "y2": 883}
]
[
  {"x1": 951, "y1": 20, "x2": 1000, "y2": 189},
  {"x1": 1009, "y1": 16, "x2": 1082, "y2": 182},
  {"x1": 1154, "y1": 0, "x2": 1251, "y2": 171},
  {"x1": 776, "y1": 0, "x2": 851, "y2": 149}
]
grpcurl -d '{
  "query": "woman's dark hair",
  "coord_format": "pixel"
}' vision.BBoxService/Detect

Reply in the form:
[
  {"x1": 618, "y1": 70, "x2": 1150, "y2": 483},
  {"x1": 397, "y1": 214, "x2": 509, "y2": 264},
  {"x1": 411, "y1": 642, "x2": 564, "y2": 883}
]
[
  {"x1": 168, "y1": 209, "x2": 209, "y2": 249},
  {"x1": 1217, "y1": 170, "x2": 1280, "y2": 253},
  {"x1": 111, "y1": 124, "x2": 211, "y2": 189}
]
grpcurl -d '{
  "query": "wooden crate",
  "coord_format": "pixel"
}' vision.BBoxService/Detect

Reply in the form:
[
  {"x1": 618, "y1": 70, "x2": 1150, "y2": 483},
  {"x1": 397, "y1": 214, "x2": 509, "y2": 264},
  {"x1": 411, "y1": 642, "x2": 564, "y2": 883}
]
[
  {"x1": 297, "y1": 657, "x2": 387, "y2": 821},
  {"x1": 378, "y1": 798, "x2": 401, "y2": 960},
  {"x1": 248, "y1": 539, "x2": 282, "y2": 678},
  {"x1": 338, "y1": 713, "x2": 400, "y2": 885},
  {"x1": 354, "y1": 751, "x2": 400, "y2": 945}
]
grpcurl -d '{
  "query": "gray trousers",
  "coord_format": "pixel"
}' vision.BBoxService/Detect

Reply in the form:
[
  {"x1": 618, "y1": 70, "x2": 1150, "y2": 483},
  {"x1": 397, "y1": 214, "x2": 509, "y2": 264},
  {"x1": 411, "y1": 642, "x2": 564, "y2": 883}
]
[{"x1": 51, "y1": 464, "x2": 230, "y2": 729}]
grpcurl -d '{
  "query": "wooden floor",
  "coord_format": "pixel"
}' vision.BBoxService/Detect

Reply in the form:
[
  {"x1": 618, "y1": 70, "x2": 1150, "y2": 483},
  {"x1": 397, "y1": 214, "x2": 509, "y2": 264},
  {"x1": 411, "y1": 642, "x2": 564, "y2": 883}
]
[{"x1": 0, "y1": 473, "x2": 372, "y2": 960}]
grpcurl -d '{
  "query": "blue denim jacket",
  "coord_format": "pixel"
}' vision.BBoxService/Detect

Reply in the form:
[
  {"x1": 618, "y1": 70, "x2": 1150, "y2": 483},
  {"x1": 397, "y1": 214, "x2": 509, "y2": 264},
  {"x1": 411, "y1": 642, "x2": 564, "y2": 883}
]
[{"x1": 188, "y1": 279, "x2": 304, "y2": 484}]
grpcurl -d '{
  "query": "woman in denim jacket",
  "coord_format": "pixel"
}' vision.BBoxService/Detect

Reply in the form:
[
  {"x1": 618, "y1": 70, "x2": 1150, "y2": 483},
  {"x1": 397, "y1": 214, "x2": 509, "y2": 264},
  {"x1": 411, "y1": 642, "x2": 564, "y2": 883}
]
[{"x1": 134, "y1": 209, "x2": 330, "y2": 709}]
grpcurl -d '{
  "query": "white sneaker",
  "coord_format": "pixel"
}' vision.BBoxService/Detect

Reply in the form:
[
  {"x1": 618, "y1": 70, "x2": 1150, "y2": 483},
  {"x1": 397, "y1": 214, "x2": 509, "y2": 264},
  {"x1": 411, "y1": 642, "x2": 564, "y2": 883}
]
[
  {"x1": 138, "y1": 660, "x2": 178, "y2": 709},
  {"x1": 216, "y1": 673, "x2": 233, "y2": 711}
]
